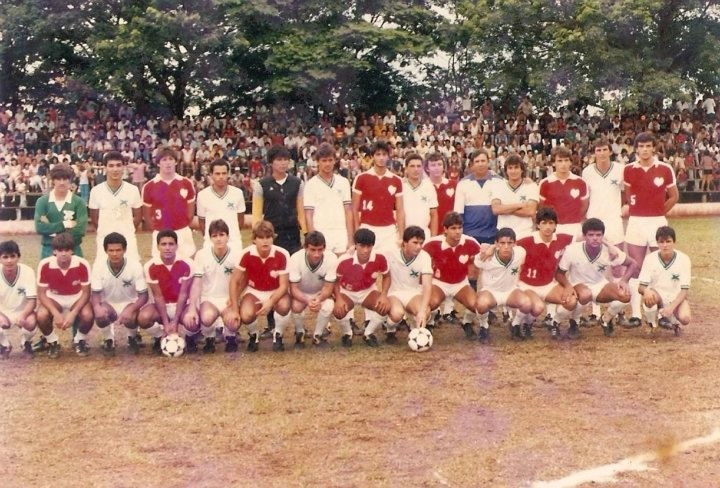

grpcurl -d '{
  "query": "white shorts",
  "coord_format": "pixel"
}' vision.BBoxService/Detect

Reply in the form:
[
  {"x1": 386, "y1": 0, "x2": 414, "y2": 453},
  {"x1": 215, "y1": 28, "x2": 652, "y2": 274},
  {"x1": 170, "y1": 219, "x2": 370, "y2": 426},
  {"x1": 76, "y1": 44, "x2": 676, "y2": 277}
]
[
  {"x1": 47, "y1": 291, "x2": 82, "y2": 311},
  {"x1": 321, "y1": 230, "x2": 349, "y2": 255},
  {"x1": 0, "y1": 309, "x2": 23, "y2": 325},
  {"x1": 479, "y1": 287, "x2": 517, "y2": 307},
  {"x1": 107, "y1": 300, "x2": 132, "y2": 317},
  {"x1": 434, "y1": 279, "x2": 471, "y2": 300},
  {"x1": 595, "y1": 216, "x2": 625, "y2": 246},
  {"x1": 339, "y1": 287, "x2": 375, "y2": 306},
  {"x1": 200, "y1": 295, "x2": 228, "y2": 313},
  {"x1": 625, "y1": 216, "x2": 667, "y2": 248},
  {"x1": 359, "y1": 223, "x2": 398, "y2": 254},
  {"x1": 389, "y1": 288, "x2": 421, "y2": 308},
  {"x1": 573, "y1": 279, "x2": 609, "y2": 302},
  {"x1": 152, "y1": 226, "x2": 196, "y2": 259},
  {"x1": 519, "y1": 281, "x2": 558, "y2": 301},
  {"x1": 556, "y1": 223, "x2": 583, "y2": 240},
  {"x1": 241, "y1": 287, "x2": 274, "y2": 305}
]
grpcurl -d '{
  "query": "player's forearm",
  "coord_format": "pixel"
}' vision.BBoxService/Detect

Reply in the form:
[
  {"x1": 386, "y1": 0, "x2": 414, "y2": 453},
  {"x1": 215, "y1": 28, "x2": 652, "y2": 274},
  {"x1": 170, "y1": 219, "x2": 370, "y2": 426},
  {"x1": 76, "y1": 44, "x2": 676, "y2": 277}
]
[
  {"x1": 668, "y1": 290, "x2": 688, "y2": 313},
  {"x1": 127, "y1": 292, "x2": 149, "y2": 314},
  {"x1": 491, "y1": 202, "x2": 523, "y2": 216},
  {"x1": 70, "y1": 287, "x2": 91, "y2": 314},
  {"x1": 380, "y1": 274, "x2": 391, "y2": 296},
  {"x1": 554, "y1": 270, "x2": 572, "y2": 288},
  {"x1": 289, "y1": 284, "x2": 308, "y2": 305},
  {"x1": 304, "y1": 209, "x2": 315, "y2": 233},
  {"x1": 515, "y1": 202, "x2": 538, "y2": 218},
  {"x1": 90, "y1": 291, "x2": 103, "y2": 309},
  {"x1": 19, "y1": 299, "x2": 36, "y2": 319},
  {"x1": 37, "y1": 288, "x2": 59, "y2": 316}
]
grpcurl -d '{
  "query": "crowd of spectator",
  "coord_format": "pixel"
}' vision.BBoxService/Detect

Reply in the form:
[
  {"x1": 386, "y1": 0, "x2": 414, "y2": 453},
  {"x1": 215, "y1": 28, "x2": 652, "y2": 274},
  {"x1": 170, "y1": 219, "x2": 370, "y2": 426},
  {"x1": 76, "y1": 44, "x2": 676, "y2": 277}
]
[{"x1": 1, "y1": 94, "x2": 720, "y2": 208}]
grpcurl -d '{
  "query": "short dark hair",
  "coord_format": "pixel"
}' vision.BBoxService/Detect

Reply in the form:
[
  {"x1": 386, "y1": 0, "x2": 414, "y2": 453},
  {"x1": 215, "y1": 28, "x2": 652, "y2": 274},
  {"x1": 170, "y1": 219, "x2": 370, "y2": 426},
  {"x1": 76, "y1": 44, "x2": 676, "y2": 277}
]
[
  {"x1": 370, "y1": 140, "x2": 390, "y2": 155},
  {"x1": 582, "y1": 218, "x2": 605, "y2": 235},
  {"x1": 304, "y1": 231, "x2": 326, "y2": 248},
  {"x1": 551, "y1": 146, "x2": 572, "y2": 161},
  {"x1": 634, "y1": 131, "x2": 656, "y2": 147},
  {"x1": 656, "y1": 225, "x2": 676, "y2": 242},
  {"x1": 103, "y1": 232, "x2": 127, "y2": 251},
  {"x1": 403, "y1": 225, "x2": 425, "y2": 242},
  {"x1": 495, "y1": 227, "x2": 516, "y2": 242},
  {"x1": 267, "y1": 145, "x2": 291, "y2": 164},
  {"x1": 425, "y1": 152, "x2": 446, "y2": 169},
  {"x1": 156, "y1": 146, "x2": 179, "y2": 162},
  {"x1": 208, "y1": 219, "x2": 230, "y2": 236},
  {"x1": 156, "y1": 229, "x2": 178, "y2": 245},
  {"x1": 209, "y1": 159, "x2": 230, "y2": 173},
  {"x1": 504, "y1": 153, "x2": 525, "y2": 175},
  {"x1": 252, "y1": 220, "x2": 275, "y2": 239},
  {"x1": 315, "y1": 143, "x2": 335, "y2": 160},
  {"x1": 404, "y1": 153, "x2": 423, "y2": 166},
  {"x1": 535, "y1": 206, "x2": 558, "y2": 224},
  {"x1": 593, "y1": 138, "x2": 611, "y2": 151},
  {"x1": 104, "y1": 151, "x2": 125, "y2": 164},
  {"x1": 469, "y1": 149, "x2": 489, "y2": 162},
  {"x1": 353, "y1": 228, "x2": 376, "y2": 246},
  {"x1": 52, "y1": 232, "x2": 75, "y2": 251},
  {"x1": 0, "y1": 240, "x2": 20, "y2": 257},
  {"x1": 443, "y1": 211, "x2": 463, "y2": 228},
  {"x1": 49, "y1": 164, "x2": 74, "y2": 181}
]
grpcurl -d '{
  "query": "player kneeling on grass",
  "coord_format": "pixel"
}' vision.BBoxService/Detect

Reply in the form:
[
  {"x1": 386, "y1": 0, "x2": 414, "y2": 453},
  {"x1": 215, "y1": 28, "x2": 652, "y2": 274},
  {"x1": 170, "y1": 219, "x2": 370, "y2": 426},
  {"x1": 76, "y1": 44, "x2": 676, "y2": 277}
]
[
  {"x1": 333, "y1": 228, "x2": 390, "y2": 348},
  {"x1": 386, "y1": 226, "x2": 433, "y2": 343},
  {"x1": 555, "y1": 218, "x2": 638, "y2": 338},
  {"x1": 0, "y1": 240, "x2": 38, "y2": 358},
  {"x1": 638, "y1": 226, "x2": 691, "y2": 334},
  {"x1": 91, "y1": 232, "x2": 149, "y2": 356},
  {"x1": 288, "y1": 231, "x2": 340, "y2": 348},
  {"x1": 36, "y1": 232, "x2": 94, "y2": 358},
  {"x1": 226, "y1": 221, "x2": 291, "y2": 352},
  {"x1": 137, "y1": 230, "x2": 194, "y2": 354},
  {"x1": 183, "y1": 219, "x2": 243, "y2": 354},
  {"x1": 475, "y1": 227, "x2": 533, "y2": 342}
]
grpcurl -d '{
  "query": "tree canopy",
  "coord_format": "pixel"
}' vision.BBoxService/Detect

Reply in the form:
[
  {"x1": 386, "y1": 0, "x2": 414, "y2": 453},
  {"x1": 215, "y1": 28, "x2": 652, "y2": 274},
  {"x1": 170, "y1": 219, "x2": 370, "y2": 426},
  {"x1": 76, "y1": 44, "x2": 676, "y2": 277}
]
[{"x1": 1, "y1": 0, "x2": 719, "y2": 116}]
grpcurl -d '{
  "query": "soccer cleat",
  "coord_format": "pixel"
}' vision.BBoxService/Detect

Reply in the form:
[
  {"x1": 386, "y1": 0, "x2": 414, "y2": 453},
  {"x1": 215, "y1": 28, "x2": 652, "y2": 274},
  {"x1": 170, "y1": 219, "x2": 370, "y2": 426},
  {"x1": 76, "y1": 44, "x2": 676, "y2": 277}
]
[
  {"x1": 33, "y1": 336, "x2": 48, "y2": 353},
  {"x1": 623, "y1": 316, "x2": 642, "y2": 329},
  {"x1": 385, "y1": 332, "x2": 398, "y2": 345},
  {"x1": 510, "y1": 324, "x2": 523, "y2": 341},
  {"x1": 478, "y1": 327, "x2": 490, "y2": 344},
  {"x1": 487, "y1": 310, "x2": 498, "y2": 326},
  {"x1": 152, "y1": 338, "x2": 162, "y2": 355},
  {"x1": 215, "y1": 326, "x2": 225, "y2": 343},
  {"x1": 272, "y1": 333, "x2": 285, "y2": 352},
  {"x1": 321, "y1": 326, "x2": 332, "y2": 339},
  {"x1": 658, "y1": 317, "x2": 673, "y2": 330},
  {"x1": 350, "y1": 319, "x2": 364, "y2": 336},
  {"x1": 225, "y1": 336, "x2": 238, "y2": 353},
  {"x1": 246, "y1": 334, "x2": 259, "y2": 352},
  {"x1": 47, "y1": 341, "x2": 60, "y2": 359},
  {"x1": 185, "y1": 334, "x2": 198, "y2": 354},
  {"x1": 135, "y1": 333, "x2": 146, "y2": 348},
  {"x1": 461, "y1": 322, "x2": 476, "y2": 340},
  {"x1": 542, "y1": 314, "x2": 554, "y2": 330},
  {"x1": 550, "y1": 322, "x2": 560, "y2": 340},
  {"x1": 294, "y1": 332, "x2": 305, "y2": 349},
  {"x1": 522, "y1": 323, "x2": 533, "y2": 339},
  {"x1": 601, "y1": 319, "x2": 614, "y2": 337},
  {"x1": 567, "y1": 320, "x2": 580, "y2": 339},
  {"x1": 0, "y1": 344, "x2": 11, "y2": 359},
  {"x1": 74, "y1": 340, "x2": 90, "y2": 357},
  {"x1": 363, "y1": 334, "x2": 379, "y2": 348},
  {"x1": 341, "y1": 334, "x2": 353, "y2": 348},
  {"x1": 101, "y1": 339, "x2": 116, "y2": 357},
  {"x1": 673, "y1": 323, "x2": 682, "y2": 336},
  {"x1": 203, "y1": 337, "x2": 216, "y2": 354},
  {"x1": 259, "y1": 327, "x2": 273, "y2": 340},
  {"x1": 587, "y1": 314, "x2": 599, "y2": 327},
  {"x1": 397, "y1": 319, "x2": 410, "y2": 332},
  {"x1": 442, "y1": 310, "x2": 460, "y2": 325},
  {"x1": 128, "y1": 335, "x2": 140, "y2": 354},
  {"x1": 312, "y1": 335, "x2": 329, "y2": 348},
  {"x1": 22, "y1": 341, "x2": 34, "y2": 357}
]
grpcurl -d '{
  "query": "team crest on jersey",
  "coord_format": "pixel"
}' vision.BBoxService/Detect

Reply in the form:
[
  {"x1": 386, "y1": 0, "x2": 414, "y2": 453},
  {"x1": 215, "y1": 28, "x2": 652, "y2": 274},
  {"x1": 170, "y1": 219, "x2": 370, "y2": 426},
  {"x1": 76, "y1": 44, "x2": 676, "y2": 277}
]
[
  {"x1": 511, "y1": 267, "x2": 518, "y2": 275},
  {"x1": 371, "y1": 271, "x2": 380, "y2": 279},
  {"x1": 122, "y1": 279, "x2": 133, "y2": 287},
  {"x1": 458, "y1": 254, "x2": 468, "y2": 264},
  {"x1": 597, "y1": 264, "x2": 607, "y2": 272},
  {"x1": 72, "y1": 280, "x2": 81, "y2": 286},
  {"x1": 611, "y1": 179, "x2": 620, "y2": 187},
  {"x1": 671, "y1": 273, "x2": 680, "y2": 281},
  {"x1": 119, "y1": 199, "x2": 129, "y2": 207},
  {"x1": 388, "y1": 185, "x2": 396, "y2": 195},
  {"x1": 519, "y1": 195, "x2": 527, "y2": 202},
  {"x1": 570, "y1": 188, "x2": 580, "y2": 199},
  {"x1": 554, "y1": 250, "x2": 563, "y2": 260},
  {"x1": 180, "y1": 188, "x2": 188, "y2": 198},
  {"x1": 653, "y1": 177, "x2": 664, "y2": 187},
  {"x1": 224, "y1": 266, "x2": 233, "y2": 275},
  {"x1": 63, "y1": 210, "x2": 75, "y2": 221},
  {"x1": 446, "y1": 188, "x2": 454, "y2": 197},
  {"x1": 410, "y1": 269, "x2": 419, "y2": 278},
  {"x1": 420, "y1": 196, "x2": 428, "y2": 203},
  {"x1": 226, "y1": 202, "x2": 235, "y2": 210},
  {"x1": 269, "y1": 270, "x2": 278, "y2": 278},
  {"x1": 17, "y1": 287, "x2": 26, "y2": 296}
]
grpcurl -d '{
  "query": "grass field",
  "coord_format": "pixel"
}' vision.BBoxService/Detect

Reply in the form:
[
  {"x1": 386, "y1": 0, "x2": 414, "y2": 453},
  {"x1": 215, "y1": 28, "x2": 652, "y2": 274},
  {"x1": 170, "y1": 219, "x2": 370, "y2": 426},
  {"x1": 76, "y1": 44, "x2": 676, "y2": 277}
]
[{"x1": 1, "y1": 217, "x2": 719, "y2": 487}]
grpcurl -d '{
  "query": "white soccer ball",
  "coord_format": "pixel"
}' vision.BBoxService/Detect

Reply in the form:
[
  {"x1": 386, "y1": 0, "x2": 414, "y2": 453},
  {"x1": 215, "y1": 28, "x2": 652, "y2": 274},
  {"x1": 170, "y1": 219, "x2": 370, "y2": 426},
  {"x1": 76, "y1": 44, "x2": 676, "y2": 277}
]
[
  {"x1": 407, "y1": 327, "x2": 433, "y2": 352},
  {"x1": 161, "y1": 333, "x2": 186, "y2": 358}
]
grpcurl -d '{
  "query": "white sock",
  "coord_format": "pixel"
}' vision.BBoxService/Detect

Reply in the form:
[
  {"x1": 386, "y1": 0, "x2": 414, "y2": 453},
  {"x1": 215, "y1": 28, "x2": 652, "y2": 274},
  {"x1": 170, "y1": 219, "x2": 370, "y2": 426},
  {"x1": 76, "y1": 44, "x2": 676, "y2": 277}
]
[
  {"x1": 0, "y1": 329, "x2": 9, "y2": 348},
  {"x1": 74, "y1": 331, "x2": 88, "y2": 343},
  {"x1": 571, "y1": 304, "x2": 583, "y2": 321},
  {"x1": 462, "y1": 310, "x2": 476, "y2": 324},
  {"x1": 644, "y1": 305, "x2": 658, "y2": 325},
  {"x1": 511, "y1": 312, "x2": 524, "y2": 326},
  {"x1": 201, "y1": 325, "x2": 215, "y2": 339},
  {"x1": 554, "y1": 306, "x2": 570, "y2": 323},
  {"x1": 364, "y1": 310, "x2": 383, "y2": 336},
  {"x1": 629, "y1": 278, "x2": 642, "y2": 318},
  {"x1": 147, "y1": 322, "x2": 164, "y2": 338},
  {"x1": 478, "y1": 312, "x2": 489, "y2": 329},
  {"x1": 126, "y1": 327, "x2": 139, "y2": 338},
  {"x1": 20, "y1": 327, "x2": 36, "y2": 343},
  {"x1": 45, "y1": 331, "x2": 59, "y2": 343},
  {"x1": 246, "y1": 320, "x2": 258, "y2": 335},
  {"x1": 100, "y1": 324, "x2": 114, "y2": 341},
  {"x1": 273, "y1": 313, "x2": 289, "y2": 337}
]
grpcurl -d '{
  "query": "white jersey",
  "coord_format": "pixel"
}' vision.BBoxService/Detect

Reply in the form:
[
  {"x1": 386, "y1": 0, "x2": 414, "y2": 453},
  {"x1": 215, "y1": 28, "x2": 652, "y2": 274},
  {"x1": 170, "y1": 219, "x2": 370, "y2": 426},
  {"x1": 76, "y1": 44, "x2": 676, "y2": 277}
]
[
  {"x1": 196, "y1": 185, "x2": 246, "y2": 248},
  {"x1": 638, "y1": 250, "x2": 691, "y2": 299},
  {"x1": 475, "y1": 246, "x2": 526, "y2": 292},
  {"x1": 303, "y1": 174, "x2": 352, "y2": 233},
  {"x1": 387, "y1": 246, "x2": 433, "y2": 294},
  {"x1": 582, "y1": 162, "x2": 625, "y2": 221},
  {"x1": 402, "y1": 178, "x2": 438, "y2": 239},
  {"x1": 288, "y1": 249, "x2": 338, "y2": 295},
  {"x1": 90, "y1": 258, "x2": 147, "y2": 304},
  {"x1": 487, "y1": 178, "x2": 539, "y2": 238},
  {"x1": 0, "y1": 263, "x2": 37, "y2": 312},
  {"x1": 193, "y1": 246, "x2": 243, "y2": 299},
  {"x1": 88, "y1": 181, "x2": 142, "y2": 260},
  {"x1": 558, "y1": 242, "x2": 626, "y2": 286}
]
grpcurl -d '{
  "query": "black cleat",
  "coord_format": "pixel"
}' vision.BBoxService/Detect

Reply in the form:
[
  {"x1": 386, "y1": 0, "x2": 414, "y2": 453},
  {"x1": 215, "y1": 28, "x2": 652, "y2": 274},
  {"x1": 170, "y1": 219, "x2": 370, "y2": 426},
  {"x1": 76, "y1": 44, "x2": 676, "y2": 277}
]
[
  {"x1": 128, "y1": 335, "x2": 140, "y2": 354},
  {"x1": 272, "y1": 333, "x2": 285, "y2": 352},
  {"x1": 487, "y1": 310, "x2": 499, "y2": 326},
  {"x1": 259, "y1": 327, "x2": 273, "y2": 340},
  {"x1": 341, "y1": 334, "x2": 353, "y2": 347},
  {"x1": 74, "y1": 340, "x2": 90, "y2": 357},
  {"x1": 135, "y1": 333, "x2": 146, "y2": 348},
  {"x1": 658, "y1": 317, "x2": 673, "y2": 330},
  {"x1": 22, "y1": 341, "x2": 34, "y2": 357},
  {"x1": 567, "y1": 320, "x2": 580, "y2": 339},
  {"x1": 312, "y1": 335, "x2": 329, "y2": 348},
  {"x1": 246, "y1": 334, "x2": 259, "y2": 352},
  {"x1": 550, "y1": 322, "x2": 560, "y2": 340},
  {"x1": 587, "y1": 314, "x2": 599, "y2": 326},
  {"x1": 48, "y1": 341, "x2": 60, "y2": 359},
  {"x1": 673, "y1": 323, "x2": 682, "y2": 336},
  {"x1": 294, "y1": 332, "x2": 305, "y2": 349},
  {"x1": 185, "y1": 335, "x2": 199, "y2": 354},
  {"x1": 0, "y1": 344, "x2": 11, "y2": 359},
  {"x1": 203, "y1": 337, "x2": 216, "y2": 354},
  {"x1": 442, "y1": 310, "x2": 460, "y2": 325},
  {"x1": 510, "y1": 324, "x2": 523, "y2": 341},
  {"x1": 542, "y1": 314, "x2": 554, "y2": 330},
  {"x1": 33, "y1": 336, "x2": 48, "y2": 353},
  {"x1": 363, "y1": 334, "x2": 379, "y2": 348},
  {"x1": 385, "y1": 332, "x2": 398, "y2": 345},
  {"x1": 522, "y1": 323, "x2": 534, "y2": 339},
  {"x1": 478, "y1": 327, "x2": 490, "y2": 344},
  {"x1": 101, "y1": 339, "x2": 116, "y2": 357},
  {"x1": 225, "y1": 336, "x2": 238, "y2": 353},
  {"x1": 602, "y1": 319, "x2": 614, "y2": 337},
  {"x1": 461, "y1": 322, "x2": 476, "y2": 340},
  {"x1": 152, "y1": 337, "x2": 162, "y2": 355},
  {"x1": 623, "y1": 316, "x2": 642, "y2": 329},
  {"x1": 350, "y1": 319, "x2": 364, "y2": 336},
  {"x1": 321, "y1": 326, "x2": 332, "y2": 339}
]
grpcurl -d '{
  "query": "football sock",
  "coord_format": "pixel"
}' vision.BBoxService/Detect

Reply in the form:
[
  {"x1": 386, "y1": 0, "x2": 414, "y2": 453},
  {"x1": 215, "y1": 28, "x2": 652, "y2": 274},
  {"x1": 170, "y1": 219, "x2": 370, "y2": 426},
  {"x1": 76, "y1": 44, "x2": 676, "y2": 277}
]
[
  {"x1": 74, "y1": 331, "x2": 88, "y2": 344},
  {"x1": 364, "y1": 310, "x2": 383, "y2": 336},
  {"x1": 246, "y1": 320, "x2": 258, "y2": 335},
  {"x1": 291, "y1": 312, "x2": 305, "y2": 333},
  {"x1": 478, "y1": 312, "x2": 489, "y2": 329},
  {"x1": 592, "y1": 302, "x2": 601, "y2": 317},
  {"x1": 554, "y1": 306, "x2": 570, "y2": 323},
  {"x1": 201, "y1": 325, "x2": 215, "y2": 339},
  {"x1": 44, "y1": 331, "x2": 59, "y2": 344},
  {"x1": 605, "y1": 301, "x2": 626, "y2": 321},
  {"x1": 511, "y1": 312, "x2": 523, "y2": 326},
  {"x1": 147, "y1": 322, "x2": 164, "y2": 338},
  {"x1": 314, "y1": 307, "x2": 331, "y2": 336},
  {"x1": 644, "y1": 305, "x2": 658, "y2": 325},
  {"x1": 386, "y1": 319, "x2": 398, "y2": 333},
  {"x1": 0, "y1": 328, "x2": 9, "y2": 348},
  {"x1": 462, "y1": 310, "x2": 476, "y2": 324},
  {"x1": 20, "y1": 327, "x2": 36, "y2": 343},
  {"x1": 629, "y1": 278, "x2": 642, "y2": 318},
  {"x1": 571, "y1": 304, "x2": 583, "y2": 321},
  {"x1": 273, "y1": 312, "x2": 289, "y2": 337},
  {"x1": 100, "y1": 324, "x2": 114, "y2": 341}
]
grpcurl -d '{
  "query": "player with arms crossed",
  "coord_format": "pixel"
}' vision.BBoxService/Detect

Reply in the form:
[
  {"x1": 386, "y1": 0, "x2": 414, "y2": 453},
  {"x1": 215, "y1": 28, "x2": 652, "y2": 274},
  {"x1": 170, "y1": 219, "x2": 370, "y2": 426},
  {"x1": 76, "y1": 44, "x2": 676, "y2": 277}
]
[
  {"x1": 36, "y1": 232, "x2": 94, "y2": 358},
  {"x1": 623, "y1": 132, "x2": 679, "y2": 328},
  {"x1": 137, "y1": 230, "x2": 194, "y2": 354},
  {"x1": 196, "y1": 159, "x2": 246, "y2": 251},
  {"x1": 91, "y1": 232, "x2": 149, "y2": 355},
  {"x1": 333, "y1": 228, "x2": 391, "y2": 348},
  {"x1": 638, "y1": 226, "x2": 691, "y2": 334},
  {"x1": 0, "y1": 240, "x2": 37, "y2": 358},
  {"x1": 554, "y1": 218, "x2": 638, "y2": 338},
  {"x1": 474, "y1": 228, "x2": 533, "y2": 342},
  {"x1": 182, "y1": 219, "x2": 243, "y2": 353},
  {"x1": 304, "y1": 143, "x2": 354, "y2": 256},
  {"x1": 226, "y1": 221, "x2": 291, "y2": 352},
  {"x1": 488, "y1": 153, "x2": 539, "y2": 240},
  {"x1": 288, "y1": 231, "x2": 341, "y2": 348}
]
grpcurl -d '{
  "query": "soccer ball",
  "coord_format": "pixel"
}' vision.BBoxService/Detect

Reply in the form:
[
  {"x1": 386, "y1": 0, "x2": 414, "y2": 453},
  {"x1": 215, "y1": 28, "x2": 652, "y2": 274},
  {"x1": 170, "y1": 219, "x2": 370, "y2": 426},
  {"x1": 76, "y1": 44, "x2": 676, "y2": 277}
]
[
  {"x1": 407, "y1": 327, "x2": 433, "y2": 352},
  {"x1": 161, "y1": 334, "x2": 186, "y2": 357}
]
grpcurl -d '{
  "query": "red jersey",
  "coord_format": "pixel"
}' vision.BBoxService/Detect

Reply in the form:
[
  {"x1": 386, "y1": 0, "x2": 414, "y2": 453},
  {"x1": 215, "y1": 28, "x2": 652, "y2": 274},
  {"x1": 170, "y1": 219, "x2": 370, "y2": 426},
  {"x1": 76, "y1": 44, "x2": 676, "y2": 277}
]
[
  {"x1": 538, "y1": 174, "x2": 588, "y2": 224},
  {"x1": 37, "y1": 256, "x2": 90, "y2": 295},
  {"x1": 623, "y1": 160, "x2": 676, "y2": 217},
  {"x1": 423, "y1": 234, "x2": 481, "y2": 284},
  {"x1": 142, "y1": 174, "x2": 196, "y2": 231},
  {"x1": 516, "y1": 232, "x2": 573, "y2": 286},
  {"x1": 335, "y1": 251, "x2": 389, "y2": 292},
  {"x1": 238, "y1": 245, "x2": 290, "y2": 292},
  {"x1": 352, "y1": 169, "x2": 403, "y2": 226},
  {"x1": 144, "y1": 257, "x2": 193, "y2": 304},
  {"x1": 433, "y1": 178, "x2": 457, "y2": 223}
]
